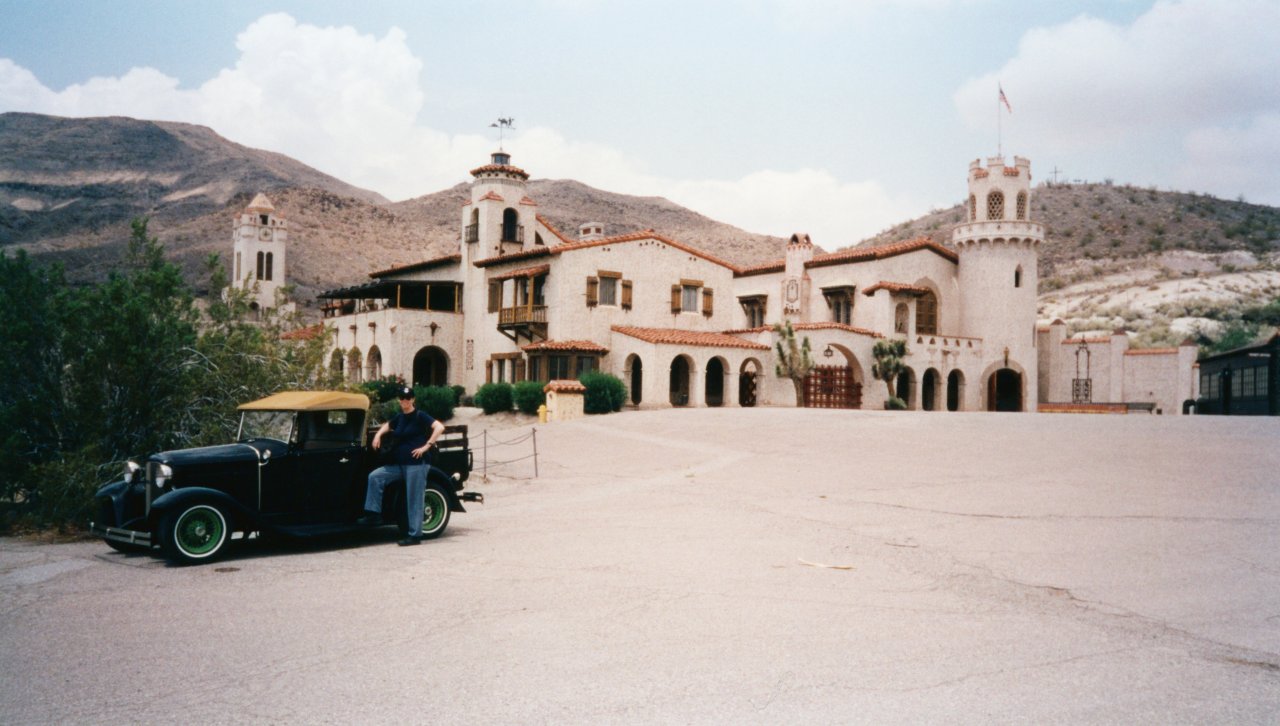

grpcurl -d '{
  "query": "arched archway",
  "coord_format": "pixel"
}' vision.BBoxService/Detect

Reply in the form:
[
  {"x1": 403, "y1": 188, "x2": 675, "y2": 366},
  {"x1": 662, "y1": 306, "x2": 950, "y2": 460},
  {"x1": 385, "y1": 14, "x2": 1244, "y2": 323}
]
[
  {"x1": 366, "y1": 346, "x2": 383, "y2": 380},
  {"x1": 987, "y1": 368, "x2": 1023, "y2": 411},
  {"x1": 896, "y1": 366, "x2": 916, "y2": 408},
  {"x1": 921, "y1": 368, "x2": 941, "y2": 411},
  {"x1": 625, "y1": 354, "x2": 643, "y2": 405},
  {"x1": 947, "y1": 370, "x2": 965, "y2": 411},
  {"x1": 329, "y1": 349, "x2": 344, "y2": 378},
  {"x1": 739, "y1": 358, "x2": 762, "y2": 407},
  {"x1": 347, "y1": 348, "x2": 363, "y2": 384},
  {"x1": 669, "y1": 355, "x2": 692, "y2": 406},
  {"x1": 413, "y1": 346, "x2": 449, "y2": 387},
  {"x1": 705, "y1": 357, "x2": 727, "y2": 407}
]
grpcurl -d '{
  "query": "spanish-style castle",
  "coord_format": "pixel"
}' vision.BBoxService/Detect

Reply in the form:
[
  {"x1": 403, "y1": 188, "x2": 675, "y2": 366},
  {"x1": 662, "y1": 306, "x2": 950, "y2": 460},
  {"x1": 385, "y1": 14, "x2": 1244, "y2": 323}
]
[{"x1": 249, "y1": 150, "x2": 1195, "y2": 413}]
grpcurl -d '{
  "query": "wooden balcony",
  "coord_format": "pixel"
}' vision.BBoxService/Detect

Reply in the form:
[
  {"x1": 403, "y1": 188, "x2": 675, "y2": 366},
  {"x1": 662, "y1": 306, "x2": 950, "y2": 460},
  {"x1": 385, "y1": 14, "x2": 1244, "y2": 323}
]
[{"x1": 497, "y1": 304, "x2": 547, "y2": 343}]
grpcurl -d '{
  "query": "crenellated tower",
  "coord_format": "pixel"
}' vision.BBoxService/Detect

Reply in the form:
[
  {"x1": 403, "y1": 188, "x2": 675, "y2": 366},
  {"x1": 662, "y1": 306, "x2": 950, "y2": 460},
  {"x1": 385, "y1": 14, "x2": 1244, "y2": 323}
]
[
  {"x1": 781, "y1": 232, "x2": 814, "y2": 321},
  {"x1": 953, "y1": 156, "x2": 1044, "y2": 410},
  {"x1": 232, "y1": 193, "x2": 288, "y2": 312}
]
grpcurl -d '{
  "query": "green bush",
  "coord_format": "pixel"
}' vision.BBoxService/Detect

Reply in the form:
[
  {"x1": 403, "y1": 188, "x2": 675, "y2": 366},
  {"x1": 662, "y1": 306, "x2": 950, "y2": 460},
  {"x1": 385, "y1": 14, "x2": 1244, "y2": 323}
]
[
  {"x1": 885, "y1": 396, "x2": 907, "y2": 410},
  {"x1": 513, "y1": 381, "x2": 547, "y2": 415},
  {"x1": 415, "y1": 385, "x2": 455, "y2": 421},
  {"x1": 475, "y1": 382, "x2": 513, "y2": 414},
  {"x1": 450, "y1": 385, "x2": 466, "y2": 406},
  {"x1": 579, "y1": 371, "x2": 626, "y2": 414}
]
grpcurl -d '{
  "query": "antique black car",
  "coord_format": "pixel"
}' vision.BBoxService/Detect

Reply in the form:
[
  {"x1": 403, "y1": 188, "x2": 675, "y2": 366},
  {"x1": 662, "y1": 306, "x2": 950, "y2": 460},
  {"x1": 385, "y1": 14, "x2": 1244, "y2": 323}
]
[{"x1": 90, "y1": 391, "x2": 480, "y2": 564}]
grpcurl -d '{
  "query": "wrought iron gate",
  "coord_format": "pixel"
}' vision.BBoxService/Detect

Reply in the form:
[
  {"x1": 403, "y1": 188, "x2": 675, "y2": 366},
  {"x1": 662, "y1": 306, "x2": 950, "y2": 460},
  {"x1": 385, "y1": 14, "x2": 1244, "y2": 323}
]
[{"x1": 804, "y1": 365, "x2": 862, "y2": 409}]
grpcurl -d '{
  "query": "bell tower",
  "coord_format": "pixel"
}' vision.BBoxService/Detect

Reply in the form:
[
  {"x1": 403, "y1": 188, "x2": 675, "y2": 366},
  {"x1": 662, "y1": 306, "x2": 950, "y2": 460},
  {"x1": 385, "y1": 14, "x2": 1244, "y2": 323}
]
[
  {"x1": 460, "y1": 151, "x2": 535, "y2": 265},
  {"x1": 232, "y1": 193, "x2": 289, "y2": 313},
  {"x1": 953, "y1": 155, "x2": 1043, "y2": 410}
]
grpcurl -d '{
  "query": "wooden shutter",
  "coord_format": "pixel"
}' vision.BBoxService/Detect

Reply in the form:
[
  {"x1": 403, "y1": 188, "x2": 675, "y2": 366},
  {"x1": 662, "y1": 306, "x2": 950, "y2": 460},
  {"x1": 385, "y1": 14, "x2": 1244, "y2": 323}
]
[
  {"x1": 671, "y1": 284, "x2": 682, "y2": 313},
  {"x1": 484, "y1": 359, "x2": 493, "y2": 383},
  {"x1": 488, "y1": 281, "x2": 500, "y2": 313},
  {"x1": 702, "y1": 287, "x2": 714, "y2": 317},
  {"x1": 621, "y1": 279, "x2": 633, "y2": 310},
  {"x1": 515, "y1": 358, "x2": 527, "y2": 382},
  {"x1": 586, "y1": 276, "x2": 599, "y2": 307}
]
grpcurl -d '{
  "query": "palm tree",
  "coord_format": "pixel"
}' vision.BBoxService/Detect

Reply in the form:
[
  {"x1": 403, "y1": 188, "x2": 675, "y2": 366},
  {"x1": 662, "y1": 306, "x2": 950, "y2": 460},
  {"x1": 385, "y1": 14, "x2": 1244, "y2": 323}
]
[
  {"x1": 773, "y1": 321, "x2": 814, "y2": 407},
  {"x1": 871, "y1": 338, "x2": 908, "y2": 409}
]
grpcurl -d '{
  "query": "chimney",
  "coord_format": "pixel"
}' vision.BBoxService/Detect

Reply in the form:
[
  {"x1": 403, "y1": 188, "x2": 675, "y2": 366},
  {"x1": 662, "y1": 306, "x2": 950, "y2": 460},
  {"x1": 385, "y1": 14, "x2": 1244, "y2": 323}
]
[{"x1": 579, "y1": 223, "x2": 605, "y2": 241}]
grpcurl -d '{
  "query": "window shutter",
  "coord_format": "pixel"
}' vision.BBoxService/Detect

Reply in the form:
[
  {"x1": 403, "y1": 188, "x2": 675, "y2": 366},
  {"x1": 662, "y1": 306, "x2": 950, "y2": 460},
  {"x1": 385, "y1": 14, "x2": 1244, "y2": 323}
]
[
  {"x1": 485, "y1": 359, "x2": 493, "y2": 383},
  {"x1": 586, "y1": 276, "x2": 599, "y2": 307},
  {"x1": 702, "y1": 287, "x2": 714, "y2": 317},
  {"x1": 621, "y1": 279, "x2": 633, "y2": 310},
  {"x1": 671, "y1": 284, "x2": 682, "y2": 313},
  {"x1": 488, "y1": 282, "x2": 500, "y2": 313}
]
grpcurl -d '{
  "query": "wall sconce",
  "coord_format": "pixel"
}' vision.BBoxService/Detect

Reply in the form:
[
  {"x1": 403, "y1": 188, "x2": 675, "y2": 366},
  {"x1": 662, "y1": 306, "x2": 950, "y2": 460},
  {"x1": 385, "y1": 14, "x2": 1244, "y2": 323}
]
[
  {"x1": 823, "y1": 345, "x2": 834, "y2": 359},
  {"x1": 429, "y1": 322, "x2": 439, "y2": 338}
]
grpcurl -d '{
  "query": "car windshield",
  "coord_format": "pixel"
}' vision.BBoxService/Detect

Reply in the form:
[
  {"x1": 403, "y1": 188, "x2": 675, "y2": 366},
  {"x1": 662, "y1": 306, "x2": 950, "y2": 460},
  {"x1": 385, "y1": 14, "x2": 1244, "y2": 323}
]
[{"x1": 238, "y1": 410, "x2": 296, "y2": 443}]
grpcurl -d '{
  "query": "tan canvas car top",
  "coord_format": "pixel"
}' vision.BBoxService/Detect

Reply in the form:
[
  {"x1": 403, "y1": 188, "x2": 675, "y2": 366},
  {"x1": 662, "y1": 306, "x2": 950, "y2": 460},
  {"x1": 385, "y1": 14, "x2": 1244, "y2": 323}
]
[{"x1": 237, "y1": 391, "x2": 370, "y2": 412}]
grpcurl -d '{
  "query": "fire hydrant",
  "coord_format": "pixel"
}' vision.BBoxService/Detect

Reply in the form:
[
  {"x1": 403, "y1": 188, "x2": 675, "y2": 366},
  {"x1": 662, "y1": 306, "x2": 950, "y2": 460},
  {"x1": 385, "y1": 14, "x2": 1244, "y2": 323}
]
[{"x1": 537, "y1": 403, "x2": 548, "y2": 423}]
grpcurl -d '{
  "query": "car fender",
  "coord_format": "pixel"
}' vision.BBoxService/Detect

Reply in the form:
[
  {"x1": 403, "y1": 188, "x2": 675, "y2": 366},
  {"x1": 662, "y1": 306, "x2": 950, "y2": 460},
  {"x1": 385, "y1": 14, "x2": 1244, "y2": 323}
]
[
  {"x1": 427, "y1": 465, "x2": 466, "y2": 513},
  {"x1": 93, "y1": 479, "x2": 135, "y2": 528},
  {"x1": 151, "y1": 487, "x2": 260, "y2": 530}
]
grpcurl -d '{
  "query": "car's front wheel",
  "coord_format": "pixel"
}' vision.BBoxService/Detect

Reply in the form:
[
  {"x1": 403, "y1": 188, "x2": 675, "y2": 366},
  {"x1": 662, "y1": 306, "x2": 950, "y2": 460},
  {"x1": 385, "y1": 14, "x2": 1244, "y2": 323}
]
[{"x1": 160, "y1": 503, "x2": 230, "y2": 565}]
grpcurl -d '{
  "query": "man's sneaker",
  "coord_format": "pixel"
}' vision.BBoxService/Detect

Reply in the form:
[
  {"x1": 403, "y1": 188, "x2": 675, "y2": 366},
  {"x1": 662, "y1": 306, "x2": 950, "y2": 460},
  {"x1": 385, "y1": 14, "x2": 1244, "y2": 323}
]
[
  {"x1": 356, "y1": 512, "x2": 382, "y2": 527},
  {"x1": 398, "y1": 536, "x2": 421, "y2": 546}
]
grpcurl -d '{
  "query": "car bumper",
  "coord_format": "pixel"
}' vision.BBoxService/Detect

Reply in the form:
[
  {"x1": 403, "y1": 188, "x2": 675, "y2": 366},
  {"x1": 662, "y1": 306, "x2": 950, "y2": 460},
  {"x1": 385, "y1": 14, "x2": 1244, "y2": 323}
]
[{"x1": 91, "y1": 522, "x2": 153, "y2": 548}]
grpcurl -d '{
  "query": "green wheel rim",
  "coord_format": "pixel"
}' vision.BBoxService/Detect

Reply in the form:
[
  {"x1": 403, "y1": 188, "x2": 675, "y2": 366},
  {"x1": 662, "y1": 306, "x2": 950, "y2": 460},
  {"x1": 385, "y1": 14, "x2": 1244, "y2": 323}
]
[
  {"x1": 423, "y1": 490, "x2": 447, "y2": 532},
  {"x1": 175, "y1": 506, "x2": 226, "y2": 556}
]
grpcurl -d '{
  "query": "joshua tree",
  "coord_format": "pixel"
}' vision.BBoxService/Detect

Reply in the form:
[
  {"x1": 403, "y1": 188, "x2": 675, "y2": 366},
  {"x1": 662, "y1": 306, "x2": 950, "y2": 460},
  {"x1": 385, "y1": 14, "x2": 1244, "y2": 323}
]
[
  {"x1": 871, "y1": 338, "x2": 908, "y2": 409},
  {"x1": 773, "y1": 321, "x2": 814, "y2": 407}
]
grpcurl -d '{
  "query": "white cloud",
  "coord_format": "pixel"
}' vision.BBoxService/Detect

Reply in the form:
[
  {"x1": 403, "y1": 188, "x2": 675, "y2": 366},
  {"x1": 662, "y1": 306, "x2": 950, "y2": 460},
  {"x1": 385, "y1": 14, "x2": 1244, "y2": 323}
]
[
  {"x1": 953, "y1": 0, "x2": 1280, "y2": 202},
  {"x1": 0, "y1": 12, "x2": 913, "y2": 243}
]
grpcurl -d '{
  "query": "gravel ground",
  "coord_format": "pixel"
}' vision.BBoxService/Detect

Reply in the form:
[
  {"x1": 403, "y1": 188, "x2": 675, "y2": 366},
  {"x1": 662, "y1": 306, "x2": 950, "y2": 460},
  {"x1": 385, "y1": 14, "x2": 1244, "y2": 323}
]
[{"x1": 2, "y1": 408, "x2": 1279, "y2": 724}]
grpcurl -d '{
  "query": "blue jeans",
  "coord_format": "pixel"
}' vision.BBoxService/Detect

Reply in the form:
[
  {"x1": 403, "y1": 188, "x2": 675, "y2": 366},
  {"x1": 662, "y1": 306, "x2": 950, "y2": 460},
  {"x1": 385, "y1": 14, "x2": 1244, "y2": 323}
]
[{"x1": 364, "y1": 463, "x2": 427, "y2": 537}]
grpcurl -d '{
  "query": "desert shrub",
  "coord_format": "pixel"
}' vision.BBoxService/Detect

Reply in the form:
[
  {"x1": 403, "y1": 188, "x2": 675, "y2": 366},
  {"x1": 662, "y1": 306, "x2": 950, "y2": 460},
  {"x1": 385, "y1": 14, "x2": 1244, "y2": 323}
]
[
  {"x1": 450, "y1": 385, "x2": 466, "y2": 406},
  {"x1": 885, "y1": 397, "x2": 907, "y2": 410},
  {"x1": 415, "y1": 385, "x2": 455, "y2": 421},
  {"x1": 475, "y1": 382, "x2": 513, "y2": 414},
  {"x1": 513, "y1": 381, "x2": 546, "y2": 415},
  {"x1": 579, "y1": 371, "x2": 626, "y2": 413}
]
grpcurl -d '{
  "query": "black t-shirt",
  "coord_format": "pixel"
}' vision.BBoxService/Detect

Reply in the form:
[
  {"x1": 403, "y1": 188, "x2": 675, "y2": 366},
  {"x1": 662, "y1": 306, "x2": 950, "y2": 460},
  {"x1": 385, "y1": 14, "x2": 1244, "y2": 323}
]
[{"x1": 388, "y1": 409, "x2": 436, "y2": 465}]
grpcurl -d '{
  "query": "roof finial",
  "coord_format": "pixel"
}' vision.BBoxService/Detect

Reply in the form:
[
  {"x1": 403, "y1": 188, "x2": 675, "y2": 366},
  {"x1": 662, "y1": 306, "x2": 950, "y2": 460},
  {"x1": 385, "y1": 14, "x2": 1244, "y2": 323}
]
[{"x1": 490, "y1": 117, "x2": 515, "y2": 151}]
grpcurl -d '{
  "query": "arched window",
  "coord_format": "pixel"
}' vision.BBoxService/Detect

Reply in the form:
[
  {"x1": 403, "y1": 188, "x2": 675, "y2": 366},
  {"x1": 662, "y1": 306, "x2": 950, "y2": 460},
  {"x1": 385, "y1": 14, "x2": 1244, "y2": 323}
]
[
  {"x1": 502, "y1": 208, "x2": 520, "y2": 243},
  {"x1": 265, "y1": 252, "x2": 274, "y2": 281},
  {"x1": 915, "y1": 291, "x2": 937, "y2": 335},
  {"x1": 1016, "y1": 191, "x2": 1027, "y2": 220},
  {"x1": 969, "y1": 194, "x2": 976, "y2": 222},
  {"x1": 1014, "y1": 265, "x2": 1023, "y2": 288},
  {"x1": 256, "y1": 251, "x2": 265, "y2": 280},
  {"x1": 330, "y1": 349, "x2": 344, "y2": 377},
  {"x1": 986, "y1": 191, "x2": 1005, "y2": 221},
  {"x1": 347, "y1": 348, "x2": 362, "y2": 383},
  {"x1": 894, "y1": 303, "x2": 909, "y2": 334},
  {"x1": 367, "y1": 347, "x2": 382, "y2": 380}
]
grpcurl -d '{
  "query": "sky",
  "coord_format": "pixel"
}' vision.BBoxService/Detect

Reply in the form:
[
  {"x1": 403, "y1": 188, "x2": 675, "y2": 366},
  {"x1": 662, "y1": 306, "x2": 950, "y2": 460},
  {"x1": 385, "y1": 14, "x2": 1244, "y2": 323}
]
[{"x1": 2, "y1": 0, "x2": 1278, "y2": 247}]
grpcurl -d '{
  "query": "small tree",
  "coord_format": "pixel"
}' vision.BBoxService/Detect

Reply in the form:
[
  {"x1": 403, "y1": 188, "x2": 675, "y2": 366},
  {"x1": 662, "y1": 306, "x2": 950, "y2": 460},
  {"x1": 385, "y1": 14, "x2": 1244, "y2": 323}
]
[
  {"x1": 871, "y1": 339, "x2": 908, "y2": 409},
  {"x1": 773, "y1": 321, "x2": 814, "y2": 406},
  {"x1": 513, "y1": 381, "x2": 547, "y2": 415}
]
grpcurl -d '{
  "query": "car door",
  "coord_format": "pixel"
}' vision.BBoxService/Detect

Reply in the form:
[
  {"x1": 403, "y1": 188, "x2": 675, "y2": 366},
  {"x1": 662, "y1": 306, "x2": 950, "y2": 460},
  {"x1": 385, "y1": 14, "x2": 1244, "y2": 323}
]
[{"x1": 293, "y1": 410, "x2": 365, "y2": 524}]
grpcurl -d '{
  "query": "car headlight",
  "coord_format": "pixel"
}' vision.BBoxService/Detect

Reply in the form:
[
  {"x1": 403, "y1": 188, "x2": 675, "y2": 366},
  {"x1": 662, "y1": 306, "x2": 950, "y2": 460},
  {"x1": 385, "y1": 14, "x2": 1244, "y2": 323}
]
[
  {"x1": 124, "y1": 461, "x2": 141, "y2": 483},
  {"x1": 155, "y1": 464, "x2": 173, "y2": 489}
]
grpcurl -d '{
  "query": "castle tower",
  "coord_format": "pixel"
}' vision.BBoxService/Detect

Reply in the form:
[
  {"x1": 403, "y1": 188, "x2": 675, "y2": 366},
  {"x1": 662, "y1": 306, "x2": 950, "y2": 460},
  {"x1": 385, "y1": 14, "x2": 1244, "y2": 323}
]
[
  {"x1": 460, "y1": 151, "x2": 537, "y2": 266},
  {"x1": 232, "y1": 193, "x2": 288, "y2": 312},
  {"x1": 952, "y1": 156, "x2": 1043, "y2": 411},
  {"x1": 781, "y1": 232, "x2": 814, "y2": 321}
]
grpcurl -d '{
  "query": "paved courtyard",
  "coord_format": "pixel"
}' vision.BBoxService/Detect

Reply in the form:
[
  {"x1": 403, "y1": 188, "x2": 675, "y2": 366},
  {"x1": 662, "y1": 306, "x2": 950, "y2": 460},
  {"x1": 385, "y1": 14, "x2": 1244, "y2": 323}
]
[{"x1": 2, "y1": 408, "x2": 1279, "y2": 724}]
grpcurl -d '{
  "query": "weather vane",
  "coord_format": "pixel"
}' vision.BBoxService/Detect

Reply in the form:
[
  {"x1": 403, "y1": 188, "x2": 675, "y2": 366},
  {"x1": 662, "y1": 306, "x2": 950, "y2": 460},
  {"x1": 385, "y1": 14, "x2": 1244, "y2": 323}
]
[{"x1": 490, "y1": 117, "x2": 515, "y2": 151}]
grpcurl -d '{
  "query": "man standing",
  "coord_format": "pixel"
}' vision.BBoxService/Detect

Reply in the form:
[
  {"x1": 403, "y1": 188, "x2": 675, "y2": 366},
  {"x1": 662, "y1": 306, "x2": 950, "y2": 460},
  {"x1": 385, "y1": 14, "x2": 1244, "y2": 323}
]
[{"x1": 357, "y1": 386, "x2": 445, "y2": 546}]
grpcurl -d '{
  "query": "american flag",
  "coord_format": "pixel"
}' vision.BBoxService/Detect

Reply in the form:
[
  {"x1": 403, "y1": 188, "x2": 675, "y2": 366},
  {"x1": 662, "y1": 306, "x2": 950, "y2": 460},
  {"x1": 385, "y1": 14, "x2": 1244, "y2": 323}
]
[{"x1": 999, "y1": 85, "x2": 1013, "y2": 113}]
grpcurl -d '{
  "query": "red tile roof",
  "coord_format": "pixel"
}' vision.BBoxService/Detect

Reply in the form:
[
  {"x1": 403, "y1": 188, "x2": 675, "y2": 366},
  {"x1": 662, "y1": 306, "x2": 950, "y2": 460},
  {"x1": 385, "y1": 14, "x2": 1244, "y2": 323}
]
[
  {"x1": 544, "y1": 379, "x2": 587, "y2": 393},
  {"x1": 611, "y1": 326, "x2": 769, "y2": 350},
  {"x1": 1062, "y1": 337, "x2": 1113, "y2": 345},
  {"x1": 478, "y1": 190, "x2": 505, "y2": 203},
  {"x1": 1003, "y1": 167, "x2": 1021, "y2": 176},
  {"x1": 519, "y1": 196, "x2": 538, "y2": 206},
  {"x1": 735, "y1": 236, "x2": 957, "y2": 278},
  {"x1": 474, "y1": 229, "x2": 740, "y2": 271},
  {"x1": 521, "y1": 340, "x2": 609, "y2": 353},
  {"x1": 1124, "y1": 348, "x2": 1179, "y2": 356},
  {"x1": 280, "y1": 323, "x2": 325, "y2": 341},
  {"x1": 370, "y1": 253, "x2": 462, "y2": 278},
  {"x1": 862, "y1": 281, "x2": 931, "y2": 296},
  {"x1": 470, "y1": 163, "x2": 529, "y2": 180},
  {"x1": 491, "y1": 264, "x2": 550, "y2": 281},
  {"x1": 791, "y1": 322, "x2": 882, "y2": 337},
  {"x1": 536, "y1": 215, "x2": 575, "y2": 244}
]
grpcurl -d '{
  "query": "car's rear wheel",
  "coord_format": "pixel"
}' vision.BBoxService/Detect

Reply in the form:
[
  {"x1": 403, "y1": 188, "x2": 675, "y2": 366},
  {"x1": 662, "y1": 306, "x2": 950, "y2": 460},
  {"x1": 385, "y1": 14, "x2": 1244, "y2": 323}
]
[{"x1": 160, "y1": 503, "x2": 230, "y2": 565}]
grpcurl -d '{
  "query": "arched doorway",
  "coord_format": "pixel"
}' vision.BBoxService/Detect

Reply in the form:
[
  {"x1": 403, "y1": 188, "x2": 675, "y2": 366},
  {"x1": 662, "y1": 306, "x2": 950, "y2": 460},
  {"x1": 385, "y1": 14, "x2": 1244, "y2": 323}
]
[
  {"x1": 366, "y1": 346, "x2": 383, "y2": 381},
  {"x1": 921, "y1": 368, "x2": 941, "y2": 411},
  {"x1": 669, "y1": 355, "x2": 691, "y2": 406},
  {"x1": 347, "y1": 348, "x2": 362, "y2": 383},
  {"x1": 896, "y1": 367, "x2": 916, "y2": 408},
  {"x1": 329, "y1": 349, "x2": 344, "y2": 378},
  {"x1": 705, "y1": 357, "x2": 726, "y2": 407},
  {"x1": 947, "y1": 370, "x2": 964, "y2": 411},
  {"x1": 413, "y1": 346, "x2": 449, "y2": 387},
  {"x1": 987, "y1": 368, "x2": 1023, "y2": 411},
  {"x1": 626, "y1": 354, "x2": 643, "y2": 405},
  {"x1": 739, "y1": 358, "x2": 761, "y2": 407}
]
